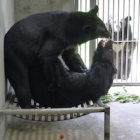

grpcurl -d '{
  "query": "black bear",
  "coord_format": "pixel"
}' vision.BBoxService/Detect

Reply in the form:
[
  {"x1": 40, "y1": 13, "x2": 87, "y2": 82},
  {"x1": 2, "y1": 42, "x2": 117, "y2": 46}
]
[
  {"x1": 4, "y1": 5, "x2": 111, "y2": 108},
  {"x1": 29, "y1": 40, "x2": 117, "y2": 108},
  {"x1": 106, "y1": 16, "x2": 136, "y2": 79}
]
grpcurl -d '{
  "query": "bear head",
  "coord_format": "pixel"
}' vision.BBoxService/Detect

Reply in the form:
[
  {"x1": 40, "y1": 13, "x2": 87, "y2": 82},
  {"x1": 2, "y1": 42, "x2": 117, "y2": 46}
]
[
  {"x1": 91, "y1": 39, "x2": 117, "y2": 75},
  {"x1": 96, "y1": 40, "x2": 114, "y2": 64},
  {"x1": 82, "y1": 5, "x2": 111, "y2": 40}
]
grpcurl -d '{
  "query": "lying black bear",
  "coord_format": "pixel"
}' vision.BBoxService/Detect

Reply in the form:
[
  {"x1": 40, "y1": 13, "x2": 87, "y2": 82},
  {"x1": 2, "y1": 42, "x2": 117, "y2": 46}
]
[
  {"x1": 29, "y1": 40, "x2": 117, "y2": 108},
  {"x1": 4, "y1": 5, "x2": 111, "y2": 108}
]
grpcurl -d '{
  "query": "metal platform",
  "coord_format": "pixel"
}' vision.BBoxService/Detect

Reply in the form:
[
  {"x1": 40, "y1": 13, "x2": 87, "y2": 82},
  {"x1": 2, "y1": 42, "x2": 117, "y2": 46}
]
[{"x1": 0, "y1": 94, "x2": 110, "y2": 140}]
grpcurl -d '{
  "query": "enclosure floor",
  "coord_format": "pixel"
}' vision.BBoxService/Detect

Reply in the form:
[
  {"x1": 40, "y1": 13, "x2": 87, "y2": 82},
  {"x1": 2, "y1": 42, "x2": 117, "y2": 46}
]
[{"x1": 4, "y1": 102, "x2": 140, "y2": 140}]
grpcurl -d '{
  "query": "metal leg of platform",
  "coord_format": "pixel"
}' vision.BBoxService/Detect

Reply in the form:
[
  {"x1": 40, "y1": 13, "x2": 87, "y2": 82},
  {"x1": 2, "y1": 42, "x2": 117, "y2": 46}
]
[{"x1": 104, "y1": 106, "x2": 110, "y2": 140}]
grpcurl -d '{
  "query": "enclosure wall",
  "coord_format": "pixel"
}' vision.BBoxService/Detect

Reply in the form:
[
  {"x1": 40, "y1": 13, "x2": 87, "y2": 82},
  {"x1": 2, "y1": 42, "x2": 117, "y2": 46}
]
[
  {"x1": 14, "y1": 0, "x2": 76, "y2": 21},
  {"x1": 0, "y1": 0, "x2": 14, "y2": 139}
]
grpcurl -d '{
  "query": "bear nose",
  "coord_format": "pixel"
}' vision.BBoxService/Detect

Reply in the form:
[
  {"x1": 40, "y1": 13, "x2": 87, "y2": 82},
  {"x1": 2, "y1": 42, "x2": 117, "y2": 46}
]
[{"x1": 102, "y1": 29, "x2": 112, "y2": 38}]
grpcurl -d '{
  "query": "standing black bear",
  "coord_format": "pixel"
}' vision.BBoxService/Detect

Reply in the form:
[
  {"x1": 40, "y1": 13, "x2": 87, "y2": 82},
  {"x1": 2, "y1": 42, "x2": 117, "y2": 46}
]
[
  {"x1": 106, "y1": 16, "x2": 136, "y2": 79},
  {"x1": 4, "y1": 5, "x2": 111, "y2": 108},
  {"x1": 29, "y1": 40, "x2": 117, "y2": 108}
]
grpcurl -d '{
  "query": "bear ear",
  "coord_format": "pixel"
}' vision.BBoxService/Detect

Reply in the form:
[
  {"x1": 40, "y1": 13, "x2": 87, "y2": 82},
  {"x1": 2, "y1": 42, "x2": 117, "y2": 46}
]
[
  {"x1": 125, "y1": 16, "x2": 132, "y2": 21},
  {"x1": 89, "y1": 5, "x2": 99, "y2": 14}
]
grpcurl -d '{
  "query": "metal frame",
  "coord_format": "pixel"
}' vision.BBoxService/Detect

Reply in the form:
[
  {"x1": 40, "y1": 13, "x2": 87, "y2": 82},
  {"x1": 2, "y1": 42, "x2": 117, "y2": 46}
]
[
  {"x1": 0, "y1": 107, "x2": 110, "y2": 140},
  {"x1": 0, "y1": 94, "x2": 110, "y2": 140}
]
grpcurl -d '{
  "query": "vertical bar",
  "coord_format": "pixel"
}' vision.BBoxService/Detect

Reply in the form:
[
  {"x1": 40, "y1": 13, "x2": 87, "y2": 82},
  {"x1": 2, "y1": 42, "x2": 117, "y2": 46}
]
[
  {"x1": 84, "y1": 0, "x2": 87, "y2": 65},
  {"x1": 117, "y1": 0, "x2": 120, "y2": 42},
  {"x1": 121, "y1": 0, "x2": 125, "y2": 81},
  {"x1": 74, "y1": 0, "x2": 78, "y2": 11},
  {"x1": 102, "y1": 0, "x2": 104, "y2": 21},
  {"x1": 112, "y1": 0, "x2": 114, "y2": 41},
  {"x1": 115, "y1": 0, "x2": 120, "y2": 81},
  {"x1": 130, "y1": 0, "x2": 135, "y2": 82},
  {"x1": 63, "y1": 114, "x2": 67, "y2": 120},
  {"x1": 112, "y1": 0, "x2": 119, "y2": 82},
  {"x1": 96, "y1": 0, "x2": 99, "y2": 46},
  {"x1": 78, "y1": 0, "x2": 82, "y2": 57},
  {"x1": 57, "y1": 114, "x2": 61, "y2": 121},
  {"x1": 104, "y1": 106, "x2": 110, "y2": 140},
  {"x1": 121, "y1": 0, "x2": 124, "y2": 38},
  {"x1": 125, "y1": 0, "x2": 131, "y2": 82},
  {"x1": 78, "y1": 0, "x2": 91, "y2": 67},
  {"x1": 112, "y1": 0, "x2": 118, "y2": 82},
  {"x1": 70, "y1": 113, "x2": 73, "y2": 119},
  {"x1": 89, "y1": 0, "x2": 96, "y2": 66},
  {"x1": 135, "y1": 0, "x2": 140, "y2": 82},
  {"x1": 107, "y1": 0, "x2": 110, "y2": 30}
]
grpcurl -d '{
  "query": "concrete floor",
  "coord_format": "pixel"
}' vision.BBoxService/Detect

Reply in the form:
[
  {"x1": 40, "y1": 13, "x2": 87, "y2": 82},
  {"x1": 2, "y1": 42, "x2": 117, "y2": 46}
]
[{"x1": 4, "y1": 102, "x2": 140, "y2": 140}]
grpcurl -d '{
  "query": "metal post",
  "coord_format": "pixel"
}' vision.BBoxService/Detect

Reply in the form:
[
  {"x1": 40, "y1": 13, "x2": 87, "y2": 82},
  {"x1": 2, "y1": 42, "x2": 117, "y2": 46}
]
[{"x1": 104, "y1": 106, "x2": 110, "y2": 140}]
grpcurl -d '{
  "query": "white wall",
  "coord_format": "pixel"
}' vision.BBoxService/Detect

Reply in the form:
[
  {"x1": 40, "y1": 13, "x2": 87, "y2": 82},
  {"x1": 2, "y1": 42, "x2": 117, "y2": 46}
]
[
  {"x1": 1, "y1": 0, "x2": 14, "y2": 32},
  {"x1": 0, "y1": 0, "x2": 5, "y2": 109},
  {"x1": 0, "y1": 0, "x2": 14, "y2": 139}
]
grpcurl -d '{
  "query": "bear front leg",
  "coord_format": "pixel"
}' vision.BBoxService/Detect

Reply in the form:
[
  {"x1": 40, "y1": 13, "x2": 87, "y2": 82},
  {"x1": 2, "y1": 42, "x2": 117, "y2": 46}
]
[
  {"x1": 62, "y1": 47, "x2": 87, "y2": 73},
  {"x1": 38, "y1": 39, "x2": 63, "y2": 83}
]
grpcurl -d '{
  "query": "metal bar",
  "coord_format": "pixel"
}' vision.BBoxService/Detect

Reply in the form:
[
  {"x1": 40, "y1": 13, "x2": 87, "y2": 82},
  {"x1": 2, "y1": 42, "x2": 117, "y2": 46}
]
[
  {"x1": 115, "y1": 0, "x2": 120, "y2": 81},
  {"x1": 102, "y1": 0, "x2": 104, "y2": 21},
  {"x1": 125, "y1": 0, "x2": 131, "y2": 82},
  {"x1": 133, "y1": 0, "x2": 139, "y2": 82},
  {"x1": 104, "y1": 106, "x2": 110, "y2": 140},
  {"x1": 114, "y1": 40, "x2": 139, "y2": 43},
  {"x1": 122, "y1": 0, "x2": 125, "y2": 40},
  {"x1": 0, "y1": 107, "x2": 105, "y2": 115},
  {"x1": 89, "y1": 0, "x2": 96, "y2": 66},
  {"x1": 107, "y1": 0, "x2": 110, "y2": 30},
  {"x1": 74, "y1": 0, "x2": 78, "y2": 10},
  {"x1": 120, "y1": 43, "x2": 124, "y2": 81},
  {"x1": 112, "y1": 0, "x2": 114, "y2": 41},
  {"x1": 130, "y1": 0, "x2": 136, "y2": 82},
  {"x1": 136, "y1": 0, "x2": 140, "y2": 82},
  {"x1": 84, "y1": 0, "x2": 87, "y2": 65},
  {"x1": 95, "y1": 0, "x2": 98, "y2": 5},
  {"x1": 113, "y1": 82, "x2": 140, "y2": 86},
  {"x1": 121, "y1": 0, "x2": 125, "y2": 81},
  {"x1": 117, "y1": 0, "x2": 120, "y2": 42}
]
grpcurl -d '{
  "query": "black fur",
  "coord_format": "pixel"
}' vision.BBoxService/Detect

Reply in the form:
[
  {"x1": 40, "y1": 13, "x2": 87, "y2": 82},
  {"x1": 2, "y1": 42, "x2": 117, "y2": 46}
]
[
  {"x1": 4, "y1": 5, "x2": 111, "y2": 108},
  {"x1": 29, "y1": 40, "x2": 117, "y2": 108}
]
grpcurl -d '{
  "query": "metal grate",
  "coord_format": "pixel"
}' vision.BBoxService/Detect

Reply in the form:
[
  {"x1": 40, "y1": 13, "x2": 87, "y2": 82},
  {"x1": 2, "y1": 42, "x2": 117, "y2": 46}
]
[
  {"x1": 2, "y1": 94, "x2": 107, "y2": 122},
  {"x1": 1, "y1": 94, "x2": 110, "y2": 140},
  {"x1": 97, "y1": 0, "x2": 140, "y2": 85},
  {"x1": 78, "y1": 0, "x2": 140, "y2": 86}
]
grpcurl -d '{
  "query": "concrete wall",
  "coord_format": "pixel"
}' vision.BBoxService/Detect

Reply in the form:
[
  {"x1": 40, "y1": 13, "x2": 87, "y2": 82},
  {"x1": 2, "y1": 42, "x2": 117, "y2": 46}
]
[
  {"x1": 1, "y1": 0, "x2": 15, "y2": 32},
  {"x1": 0, "y1": 0, "x2": 15, "y2": 139},
  {"x1": 14, "y1": 0, "x2": 76, "y2": 21}
]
